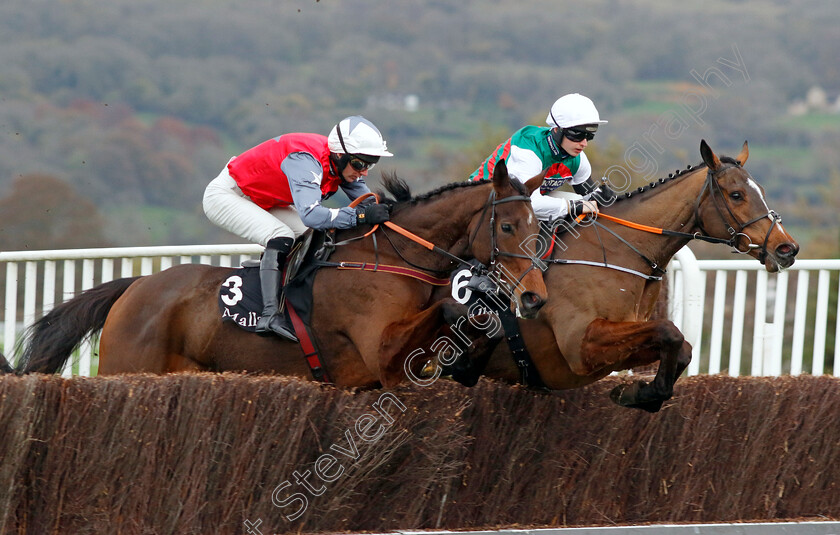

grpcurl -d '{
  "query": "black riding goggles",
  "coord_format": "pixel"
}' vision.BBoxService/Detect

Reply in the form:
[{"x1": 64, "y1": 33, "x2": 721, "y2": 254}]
[
  {"x1": 348, "y1": 155, "x2": 379, "y2": 171},
  {"x1": 563, "y1": 127, "x2": 596, "y2": 142}
]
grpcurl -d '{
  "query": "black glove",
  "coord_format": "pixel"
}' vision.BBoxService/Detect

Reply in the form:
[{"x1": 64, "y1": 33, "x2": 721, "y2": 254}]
[
  {"x1": 593, "y1": 185, "x2": 618, "y2": 204},
  {"x1": 466, "y1": 273, "x2": 498, "y2": 294},
  {"x1": 568, "y1": 199, "x2": 598, "y2": 218},
  {"x1": 355, "y1": 203, "x2": 390, "y2": 225}
]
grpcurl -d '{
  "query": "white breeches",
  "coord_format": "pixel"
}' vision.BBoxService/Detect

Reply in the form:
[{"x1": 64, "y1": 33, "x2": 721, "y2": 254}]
[
  {"x1": 545, "y1": 189, "x2": 584, "y2": 203},
  {"x1": 202, "y1": 165, "x2": 307, "y2": 246}
]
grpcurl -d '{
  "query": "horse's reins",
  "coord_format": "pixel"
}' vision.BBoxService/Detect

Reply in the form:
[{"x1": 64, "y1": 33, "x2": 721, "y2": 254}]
[
  {"x1": 329, "y1": 190, "x2": 537, "y2": 293},
  {"x1": 340, "y1": 192, "x2": 479, "y2": 272},
  {"x1": 549, "y1": 163, "x2": 781, "y2": 280}
]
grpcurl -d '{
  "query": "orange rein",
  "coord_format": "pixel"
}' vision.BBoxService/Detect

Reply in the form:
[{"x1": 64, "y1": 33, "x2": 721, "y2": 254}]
[
  {"x1": 349, "y1": 192, "x2": 436, "y2": 250},
  {"x1": 593, "y1": 212, "x2": 666, "y2": 235}
]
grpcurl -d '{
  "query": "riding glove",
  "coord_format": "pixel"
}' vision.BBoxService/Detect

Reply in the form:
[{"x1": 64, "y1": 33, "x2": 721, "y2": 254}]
[
  {"x1": 356, "y1": 203, "x2": 391, "y2": 225},
  {"x1": 593, "y1": 185, "x2": 619, "y2": 203},
  {"x1": 568, "y1": 199, "x2": 599, "y2": 218}
]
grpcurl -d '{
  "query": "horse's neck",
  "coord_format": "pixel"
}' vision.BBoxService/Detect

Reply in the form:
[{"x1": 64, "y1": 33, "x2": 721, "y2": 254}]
[
  {"x1": 391, "y1": 188, "x2": 485, "y2": 269},
  {"x1": 606, "y1": 167, "x2": 707, "y2": 265}
]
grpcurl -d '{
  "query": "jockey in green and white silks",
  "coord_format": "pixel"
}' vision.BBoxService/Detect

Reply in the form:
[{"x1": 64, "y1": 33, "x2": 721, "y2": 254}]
[{"x1": 470, "y1": 93, "x2": 615, "y2": 221}]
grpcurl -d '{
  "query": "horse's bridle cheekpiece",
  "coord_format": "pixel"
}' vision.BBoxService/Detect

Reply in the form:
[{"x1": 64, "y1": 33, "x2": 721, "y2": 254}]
[
  {"x1": 695, "y1": 164, "x2": 781, "y2": 264},
  {"x1": 466, "y1": 189, "x2": 539, "y2": 289}
]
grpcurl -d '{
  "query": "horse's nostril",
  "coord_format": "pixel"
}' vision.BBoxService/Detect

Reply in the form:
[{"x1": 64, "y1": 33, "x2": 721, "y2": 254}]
[
  {"x1": 521, "y1": 291, "x2": 545, "y2": 311},
  {"x1": 776, "y1": 243, "x2": 799, "y2": 258}
]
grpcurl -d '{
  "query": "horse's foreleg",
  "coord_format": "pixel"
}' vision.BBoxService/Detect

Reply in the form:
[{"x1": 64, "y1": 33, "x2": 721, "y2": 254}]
[
  {"x1": 376, "y1": 300, "x2": 478, "y2": 387},
  {"x1": 577, "y1": 318, "x2": 691, "y2": 412},
  {"x1": 438, "y1": 309, "x2": 505, "y2": 387},
  {"x1": 610, "y1": 338, "x2": 692, "y2": 412}
]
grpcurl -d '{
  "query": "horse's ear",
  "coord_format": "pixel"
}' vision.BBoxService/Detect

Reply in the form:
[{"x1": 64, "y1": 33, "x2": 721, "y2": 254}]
[
  {"x1": 492, "y1": 158, "x2": 511, "y2": 191},
  {"x1": 736, "y1": 140, "x2": 749, "y2": 166},
  {"x1": 523, "y1": 168, "x2": 548, "y2": 195},
  {"x1": 700, "y1": 139, "x2": 721, "y2": 171}
]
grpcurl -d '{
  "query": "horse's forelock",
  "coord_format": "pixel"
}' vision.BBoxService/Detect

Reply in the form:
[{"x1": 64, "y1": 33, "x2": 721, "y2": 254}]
[{"x1": 509, "y1": 177, "x2": 528, "y2": 197}]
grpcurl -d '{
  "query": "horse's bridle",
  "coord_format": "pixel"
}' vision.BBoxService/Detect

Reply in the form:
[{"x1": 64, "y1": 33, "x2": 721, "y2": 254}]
[
  {"x1": 329, "y1": 189, "x2": 539, "y2": 294},
  {"x1": 694, "y1": 164, "x2": 782, "y2": 263},
  {"x1": 544, "y1": 162, "x2": 783, "y2": 280},
  {"x1": 465, "y1": 189, "x2": 540, "y2": 289}
]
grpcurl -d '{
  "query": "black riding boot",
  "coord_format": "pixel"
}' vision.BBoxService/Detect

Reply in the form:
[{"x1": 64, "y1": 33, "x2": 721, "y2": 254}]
[{"x1": 255, "y1": 237, "x2": 298, "y2": 342}]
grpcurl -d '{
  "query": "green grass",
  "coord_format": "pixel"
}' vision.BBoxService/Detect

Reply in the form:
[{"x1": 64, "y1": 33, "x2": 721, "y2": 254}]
[
  {"x1": 782, "y1": 112, "x2": 840, "y2": 130},
  {"x1": 747, "y1": 144, "x2": 818, "y2": 175},
  {"x1": 621, "y1": 100, "x2": 682, "y2": 116}
]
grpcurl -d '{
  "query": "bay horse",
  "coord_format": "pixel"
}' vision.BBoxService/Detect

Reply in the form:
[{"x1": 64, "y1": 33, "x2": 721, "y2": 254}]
[
  {"x1": 448, "y1": 140, "x2": 799, "y2": 412},
  {"x1": 11, "y1": 162, "x2": 547, "y2": 388}
]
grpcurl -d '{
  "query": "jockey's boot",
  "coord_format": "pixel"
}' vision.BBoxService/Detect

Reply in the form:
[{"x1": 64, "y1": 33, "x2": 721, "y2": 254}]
[{"x1": 255, "y1": 237, "x2": 298, "y2": 342}]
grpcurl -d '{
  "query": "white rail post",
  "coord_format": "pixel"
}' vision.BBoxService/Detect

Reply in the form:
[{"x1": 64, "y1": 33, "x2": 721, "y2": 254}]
[
  {"x1": 728, "y1": 270, "x2": 748, "y2": 376},
  {"x1": 673, "y1": 247, "x2": 704, "y2": 375},
  {"x1": 61, "y1": 259, "x2": 76, "y2": 376},
  {"x1": 812, "y1": 269, "x2": 831, "y2": 375},
  {"x1": 751, "y1": 271, "x2": 768, "y2": 376},
  {"x1": 3, "y1": 263, "x2": 18, "y2": 361},
  {"x1": 768, "y1": 271, "x2": 789, "y2": 376}
]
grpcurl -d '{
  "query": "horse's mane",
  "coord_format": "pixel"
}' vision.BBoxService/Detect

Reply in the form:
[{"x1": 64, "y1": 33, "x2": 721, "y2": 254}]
[
  {"x1": 612, "y1": 155, "x2": 745, "y2": 203},
  {"x1": 613, "y1": 161, "x2": 705, "y2": 203},
  {"x1": 378, "y1": 172, "x2": 524, "y2": 207}
]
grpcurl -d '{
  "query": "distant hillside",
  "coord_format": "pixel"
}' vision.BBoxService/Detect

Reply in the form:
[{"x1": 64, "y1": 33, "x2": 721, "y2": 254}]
[{"x1": 0, "y1": 0, "x2": 837, "y2": 251}]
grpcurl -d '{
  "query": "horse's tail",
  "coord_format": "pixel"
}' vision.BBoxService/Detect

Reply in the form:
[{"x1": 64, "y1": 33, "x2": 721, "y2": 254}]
[
  {"x1": 14, "y1": 276, "x2": 141, "y2": 374},
  {"x1": 0, "y1": 353, "x2": 14, "y2": 374}
]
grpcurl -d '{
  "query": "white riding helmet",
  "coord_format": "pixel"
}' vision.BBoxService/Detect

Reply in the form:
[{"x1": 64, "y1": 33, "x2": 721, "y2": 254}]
[
  {"x1": 328, "y1": 116, "x2": 394, "y2": 157},
  {"x1": 546, "y1": 93, "x2": 608, "y2": 129}
]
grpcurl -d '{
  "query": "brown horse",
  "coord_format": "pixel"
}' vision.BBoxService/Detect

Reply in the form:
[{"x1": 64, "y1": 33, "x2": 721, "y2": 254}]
[
  {"x1": 11, "y1": 161, "x2": 547, "y2": 388},
  {"x1": 448, "y1": 140, "x2": 799, "y2": 412}
]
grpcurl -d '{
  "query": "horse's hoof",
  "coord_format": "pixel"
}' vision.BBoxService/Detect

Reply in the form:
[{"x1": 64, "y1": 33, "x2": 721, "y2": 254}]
[
  {"x1": 449, "y1": 369, "x2": 480, "y2": 387},
  {"x1": 609, "y1": 380, "x2": 665, "y2": 413},
  {"x1": 628, "y1": 399, "x2": 665, "y2": 413},
  {"x1": 609, "y1": 382, "x2": 630, "y2": 405},
  {"x1": 609, "y1": 380, "x2": 641, "y2": 405}
]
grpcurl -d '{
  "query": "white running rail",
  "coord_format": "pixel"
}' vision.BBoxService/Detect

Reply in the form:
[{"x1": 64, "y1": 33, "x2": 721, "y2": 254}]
[
  {"x1": 669, "y1": 253, "x2": 840, "y2": 377},
  {"x1": 1, "y1": 245, "x2": 837, "y2": 378},
  {"x1": 0, "y1": 244, "x2": 262, "y2": 375}
]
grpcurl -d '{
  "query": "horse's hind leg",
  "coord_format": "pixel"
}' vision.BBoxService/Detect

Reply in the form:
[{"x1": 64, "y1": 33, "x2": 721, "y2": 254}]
[
  {"x1": 98, "y1": 280, "x2": 199, "y2": 374},
  {"x1": 576, "y1": 318, "x2": 691, "y2": 412}
]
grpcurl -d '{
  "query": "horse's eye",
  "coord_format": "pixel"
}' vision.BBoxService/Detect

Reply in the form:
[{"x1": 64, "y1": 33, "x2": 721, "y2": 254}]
[
  {"x1": 730, "y1": 191, "x2": 744, "y2": 201},
  {"x1": 501, "y1": 223, "x2": 513, "y2": 233}
]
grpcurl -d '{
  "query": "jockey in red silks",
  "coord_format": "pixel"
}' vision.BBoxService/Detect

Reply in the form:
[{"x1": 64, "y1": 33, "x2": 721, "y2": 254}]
[{"x1": 204, "y1": 116, "x2": 393, "y2": 341}]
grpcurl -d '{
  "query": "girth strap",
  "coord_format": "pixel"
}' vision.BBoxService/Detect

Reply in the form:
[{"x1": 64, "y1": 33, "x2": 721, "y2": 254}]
[
  {"x1": 498, "y1": 308, "x2": 547, "y2": 390},
  {"x1": 287, "y1": 300, "x2": 330, "y2": 383}
]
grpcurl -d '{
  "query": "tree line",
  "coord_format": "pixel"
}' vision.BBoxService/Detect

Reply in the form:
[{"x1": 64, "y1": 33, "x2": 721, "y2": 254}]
[{"x1": 0, "y1": 0, "x2": 837, "y2": 253}]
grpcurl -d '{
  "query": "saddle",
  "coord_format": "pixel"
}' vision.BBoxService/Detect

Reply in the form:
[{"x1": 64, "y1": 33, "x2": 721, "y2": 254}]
[
  {"x1": 217, "y1": 230, "x2": 324, "y2": 333},
  {"x1": 216, "y1": 230, "x2": 332, "y2": 380}
]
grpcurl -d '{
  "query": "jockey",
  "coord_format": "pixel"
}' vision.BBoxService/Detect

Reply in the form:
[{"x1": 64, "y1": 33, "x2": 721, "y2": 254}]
[
  {"x1": 203, "y1": 116, "x2": 393, "y2": 341},
  {"x1": 469, "y1": 93, "x2": 616, "y2": 221}
]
